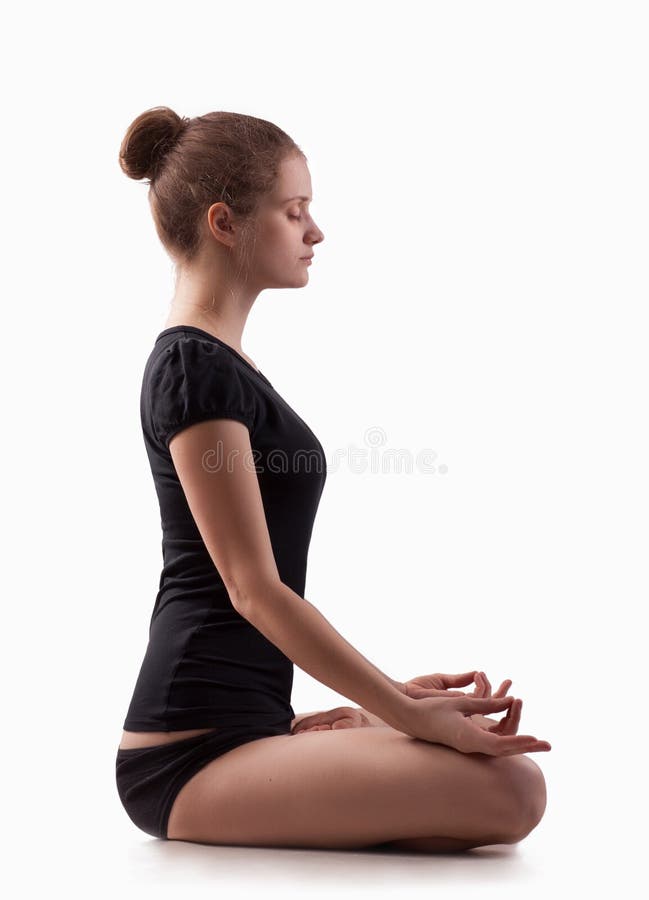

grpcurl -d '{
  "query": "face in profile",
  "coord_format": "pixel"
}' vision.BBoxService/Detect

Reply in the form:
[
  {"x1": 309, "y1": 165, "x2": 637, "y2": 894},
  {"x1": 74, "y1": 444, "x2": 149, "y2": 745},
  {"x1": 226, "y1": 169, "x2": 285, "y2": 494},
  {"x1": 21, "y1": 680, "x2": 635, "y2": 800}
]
[{"x1": 243, "y1": 153, "x2": 325, "y2": 290}]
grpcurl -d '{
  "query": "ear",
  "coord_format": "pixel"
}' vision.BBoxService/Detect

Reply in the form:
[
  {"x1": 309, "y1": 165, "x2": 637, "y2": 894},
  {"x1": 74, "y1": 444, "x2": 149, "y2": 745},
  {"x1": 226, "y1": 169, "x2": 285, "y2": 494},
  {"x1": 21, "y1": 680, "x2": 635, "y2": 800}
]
[{"x1": 206, "y1": 201, "x2": 237, "y2": 246}]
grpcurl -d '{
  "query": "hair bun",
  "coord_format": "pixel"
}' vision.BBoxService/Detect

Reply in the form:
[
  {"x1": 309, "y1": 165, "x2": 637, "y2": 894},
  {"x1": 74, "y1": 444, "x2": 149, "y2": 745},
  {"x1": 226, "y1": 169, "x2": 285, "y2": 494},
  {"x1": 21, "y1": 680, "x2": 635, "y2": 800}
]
[{"x1": 119, "y1": 106, "x2": 190, "y2": 182}]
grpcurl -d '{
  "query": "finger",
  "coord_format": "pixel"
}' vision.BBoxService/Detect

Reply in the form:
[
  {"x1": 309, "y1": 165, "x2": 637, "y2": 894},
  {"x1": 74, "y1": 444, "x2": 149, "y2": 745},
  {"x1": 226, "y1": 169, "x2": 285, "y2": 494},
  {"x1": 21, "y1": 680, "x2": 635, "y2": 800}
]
[
  {"x1": 473, "y1": 729, "x2": 551, "y2": 756},
  {"x1": 496, "y1": 736, "x2": 552, "y2": 755},
  {"x1": 412, "y1": 686, "x2": 470, "y2": 699},
  {"x1": 480, "y1": 671, "x2": 492, "y2": 695},
  {"x1": 458, "y1": 695, "x2": 515, "y2": 714},
  {"x1": 494, "y1": 697, "x2": 521, "y2": 735},
  {"x1": 471, "y1": 741, "x2": 552, "y2": 757},
  {"x1": 292, "y1": 713, "x2": 333, "y2": 733},
  {"x1": 494, "y1": 679, "x2": 512, "y2": 698},
  {"x1": 469, "y1": 671, "x2": 483, "y2": 698},
  {"x1": 443, "y1": 671, "x2": 479, "y2": 687},
  {"x1": 419, "y1": 690, "x2": 467, "y2": 700},
  {"x1": 506, "y1": 698, "x2": 522, "y2": 735},
  {"x1": 428, "y1": 688, "x2": 467, "y2": 697},
  {"x1": 498, "y1": 743, "x2": 552, "y2": 756}
]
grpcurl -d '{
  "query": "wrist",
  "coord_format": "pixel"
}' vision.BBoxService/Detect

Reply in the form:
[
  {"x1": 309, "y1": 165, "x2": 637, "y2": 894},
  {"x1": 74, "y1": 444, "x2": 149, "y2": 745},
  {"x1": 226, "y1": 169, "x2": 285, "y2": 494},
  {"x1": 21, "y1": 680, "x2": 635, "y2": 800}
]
[{"x1": 379, "y1": 691, "x2": 418, "y2": 736}]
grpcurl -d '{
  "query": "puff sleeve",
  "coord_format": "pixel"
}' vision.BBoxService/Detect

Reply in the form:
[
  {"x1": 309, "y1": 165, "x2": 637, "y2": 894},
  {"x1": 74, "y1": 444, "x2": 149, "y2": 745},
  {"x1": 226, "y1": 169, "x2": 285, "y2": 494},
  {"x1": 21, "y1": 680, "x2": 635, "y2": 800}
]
[{"x1": 147, "y1": 336, "x2": 257, "y2": 449}]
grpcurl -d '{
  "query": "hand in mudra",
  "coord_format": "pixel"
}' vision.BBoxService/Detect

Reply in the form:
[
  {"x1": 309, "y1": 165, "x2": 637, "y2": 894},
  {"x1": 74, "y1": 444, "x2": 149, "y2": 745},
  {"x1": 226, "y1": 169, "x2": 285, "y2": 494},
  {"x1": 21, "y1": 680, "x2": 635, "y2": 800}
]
[
  {"x1": 291, "y1": 706, "x2": 371, "y2": 734},
  {"x1": 402, "y1": 693, "x2": 551, "y2": 756},
  {"x1": 466, "y1": 670, "x2": 519, "y2": 733},
  {"x1": 403, "y1": 669, "x2": 519, "y2": 734},
  {"x1": 403, "y1": 669, "x2": 512, "y2": 700}
]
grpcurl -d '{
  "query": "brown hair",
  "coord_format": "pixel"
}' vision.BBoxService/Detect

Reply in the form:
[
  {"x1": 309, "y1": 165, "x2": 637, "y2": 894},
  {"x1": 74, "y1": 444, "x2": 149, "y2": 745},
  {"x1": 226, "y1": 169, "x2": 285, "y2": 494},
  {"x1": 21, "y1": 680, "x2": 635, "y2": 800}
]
[{"x1": 118, "y1": 106, "x2": 304, "y2": 272}]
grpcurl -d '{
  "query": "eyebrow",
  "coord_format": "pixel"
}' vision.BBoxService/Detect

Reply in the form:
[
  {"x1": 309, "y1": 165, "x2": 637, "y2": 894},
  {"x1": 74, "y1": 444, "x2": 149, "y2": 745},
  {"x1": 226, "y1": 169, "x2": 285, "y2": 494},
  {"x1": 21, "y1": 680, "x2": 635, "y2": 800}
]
[{"x1": 282, "y1": 195, "x2": 312, "y2": 203}]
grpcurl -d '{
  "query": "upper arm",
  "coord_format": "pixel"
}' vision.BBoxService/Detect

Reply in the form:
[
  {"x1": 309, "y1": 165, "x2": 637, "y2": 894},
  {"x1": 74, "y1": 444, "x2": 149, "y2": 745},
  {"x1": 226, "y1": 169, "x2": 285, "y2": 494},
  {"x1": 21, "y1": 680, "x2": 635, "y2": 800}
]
[{"x1": 169, "y1": 417, "x2": 280, "y2": 607}]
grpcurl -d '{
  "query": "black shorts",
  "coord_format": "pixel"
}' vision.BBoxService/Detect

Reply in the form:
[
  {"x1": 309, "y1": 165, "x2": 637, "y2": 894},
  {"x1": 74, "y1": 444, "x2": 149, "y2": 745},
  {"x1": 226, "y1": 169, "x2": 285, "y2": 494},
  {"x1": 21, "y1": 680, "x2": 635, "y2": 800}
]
[{"x1": 115, "y1": 720, "x2": 291, "y2": 840}]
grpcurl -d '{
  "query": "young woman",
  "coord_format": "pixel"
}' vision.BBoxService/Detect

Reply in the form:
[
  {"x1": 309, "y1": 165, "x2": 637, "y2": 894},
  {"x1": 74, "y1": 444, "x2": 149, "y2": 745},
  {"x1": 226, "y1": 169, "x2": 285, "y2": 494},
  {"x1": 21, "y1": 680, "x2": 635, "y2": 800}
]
[{"x1": 115, "y1": 106, "x2": 551, "y2": 852}]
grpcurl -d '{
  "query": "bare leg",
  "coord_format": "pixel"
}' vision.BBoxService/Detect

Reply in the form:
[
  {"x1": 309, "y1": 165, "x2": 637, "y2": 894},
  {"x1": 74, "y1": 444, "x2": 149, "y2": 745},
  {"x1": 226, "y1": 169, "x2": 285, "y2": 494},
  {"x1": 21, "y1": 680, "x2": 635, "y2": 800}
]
[
  {"x1": 167, "y1": 726, "x2": 547, "y2": 850},
  {"x1": 373, "y1": 835, "x2": 499, "y2": 852}
]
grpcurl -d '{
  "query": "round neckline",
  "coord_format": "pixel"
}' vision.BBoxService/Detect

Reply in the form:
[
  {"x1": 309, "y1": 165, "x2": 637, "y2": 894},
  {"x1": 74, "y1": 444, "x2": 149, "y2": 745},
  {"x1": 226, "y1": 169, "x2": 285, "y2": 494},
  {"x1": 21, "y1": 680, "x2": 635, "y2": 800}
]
[{"x1": 156, "y1": 325, "x2": 266, "y2": 379}]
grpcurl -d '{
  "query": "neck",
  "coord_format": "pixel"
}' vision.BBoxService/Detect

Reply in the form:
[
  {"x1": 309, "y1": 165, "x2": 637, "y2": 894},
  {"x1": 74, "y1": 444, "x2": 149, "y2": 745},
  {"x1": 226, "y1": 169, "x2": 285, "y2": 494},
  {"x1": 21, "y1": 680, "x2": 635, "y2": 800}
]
[{"x1": 166, "y1": 268, "x2": 259, "y2": 355}]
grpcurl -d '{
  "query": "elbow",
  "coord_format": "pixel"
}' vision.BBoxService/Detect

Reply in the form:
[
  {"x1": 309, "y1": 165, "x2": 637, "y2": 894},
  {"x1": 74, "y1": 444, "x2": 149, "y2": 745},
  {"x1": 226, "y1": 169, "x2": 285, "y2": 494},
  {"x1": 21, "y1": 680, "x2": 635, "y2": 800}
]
[{"x1": 226, "y1": 572, "x2": 283, "y2": 618}]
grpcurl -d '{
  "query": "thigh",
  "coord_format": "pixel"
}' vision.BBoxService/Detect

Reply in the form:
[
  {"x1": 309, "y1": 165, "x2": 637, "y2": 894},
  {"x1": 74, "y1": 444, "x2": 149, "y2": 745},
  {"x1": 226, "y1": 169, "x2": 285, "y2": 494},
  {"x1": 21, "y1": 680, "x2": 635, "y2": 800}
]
[{"x1": 167, "y1": 724, "x2": 531, "y2": 848}]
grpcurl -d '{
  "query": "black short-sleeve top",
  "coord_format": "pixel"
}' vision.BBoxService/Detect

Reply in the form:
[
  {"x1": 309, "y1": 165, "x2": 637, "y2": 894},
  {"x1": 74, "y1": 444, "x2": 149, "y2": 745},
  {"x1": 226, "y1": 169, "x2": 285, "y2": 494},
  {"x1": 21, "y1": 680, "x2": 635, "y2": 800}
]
[{"x1": 121, "y1": 326, "x2": 327, "y2": 732}]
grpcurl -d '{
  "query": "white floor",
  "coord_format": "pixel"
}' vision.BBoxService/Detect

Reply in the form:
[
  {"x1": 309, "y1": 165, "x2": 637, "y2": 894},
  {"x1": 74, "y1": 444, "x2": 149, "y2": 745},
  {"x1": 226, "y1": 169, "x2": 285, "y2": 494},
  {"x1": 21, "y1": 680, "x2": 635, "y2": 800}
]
[{"x1": 35, "y1": 815, "x2": 634, "y2": 900}]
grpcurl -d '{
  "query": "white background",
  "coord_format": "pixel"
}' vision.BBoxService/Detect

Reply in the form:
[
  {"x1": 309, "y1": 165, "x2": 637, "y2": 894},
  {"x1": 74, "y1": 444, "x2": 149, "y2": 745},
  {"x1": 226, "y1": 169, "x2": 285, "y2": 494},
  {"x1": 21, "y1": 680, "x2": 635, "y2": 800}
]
[{"x1": 3, "y1": 0, "x2": 646, "y2": 896}]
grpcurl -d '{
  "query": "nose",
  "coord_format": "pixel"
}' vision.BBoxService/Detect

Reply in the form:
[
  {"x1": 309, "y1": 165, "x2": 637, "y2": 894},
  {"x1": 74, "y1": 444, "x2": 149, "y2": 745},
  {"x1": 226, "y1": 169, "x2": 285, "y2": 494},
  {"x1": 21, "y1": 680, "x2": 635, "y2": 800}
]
[{"x1": 308, "y1": 220, "x2": 324, "y2": 246}]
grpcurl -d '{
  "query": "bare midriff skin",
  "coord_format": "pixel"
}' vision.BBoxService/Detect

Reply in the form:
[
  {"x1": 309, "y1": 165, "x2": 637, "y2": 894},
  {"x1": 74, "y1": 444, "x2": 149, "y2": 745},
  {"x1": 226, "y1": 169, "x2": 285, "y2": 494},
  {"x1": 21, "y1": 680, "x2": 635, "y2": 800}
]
[{"x1": 119, "y1": 727, "x2": 222, "y2": 750}]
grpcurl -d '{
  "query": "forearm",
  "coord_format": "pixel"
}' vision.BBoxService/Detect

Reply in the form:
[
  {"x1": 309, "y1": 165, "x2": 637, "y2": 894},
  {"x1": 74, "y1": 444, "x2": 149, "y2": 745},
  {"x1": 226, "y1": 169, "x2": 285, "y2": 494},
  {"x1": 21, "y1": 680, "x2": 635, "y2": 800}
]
[{"x1": 235, "y1": 578, "x2": 409, "y2": 733}]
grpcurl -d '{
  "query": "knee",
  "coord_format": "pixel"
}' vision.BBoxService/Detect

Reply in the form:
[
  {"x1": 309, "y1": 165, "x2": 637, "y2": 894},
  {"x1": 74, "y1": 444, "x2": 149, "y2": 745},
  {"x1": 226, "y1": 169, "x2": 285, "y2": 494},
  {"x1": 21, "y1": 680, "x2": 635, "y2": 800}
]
[{"x1": 503, "y1": 756, "x2": 548, "y2": 843}]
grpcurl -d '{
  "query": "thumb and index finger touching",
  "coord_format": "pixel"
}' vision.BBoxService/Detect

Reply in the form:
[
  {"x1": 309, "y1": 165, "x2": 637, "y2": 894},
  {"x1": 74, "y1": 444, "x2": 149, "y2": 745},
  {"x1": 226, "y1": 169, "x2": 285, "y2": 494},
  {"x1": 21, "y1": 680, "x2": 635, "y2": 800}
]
[{"x1": 456, "y1": 695, "x2": 552, "y2": 752}]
